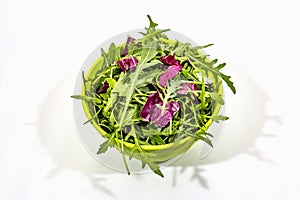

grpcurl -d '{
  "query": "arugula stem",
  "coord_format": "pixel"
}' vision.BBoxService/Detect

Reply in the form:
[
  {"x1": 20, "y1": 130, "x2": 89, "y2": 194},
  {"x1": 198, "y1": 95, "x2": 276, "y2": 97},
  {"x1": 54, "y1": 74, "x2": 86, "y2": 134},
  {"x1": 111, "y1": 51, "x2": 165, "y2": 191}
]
[
  {"x1": 189, "y1": 96, "x2": 200, "y2": 128},
  {"x1": 200, "y1": 76, "x2": 206, "y2": 110},
  {"x1": 181, "y1": 122, "x2": 198, "y2": 128},
  {"x1": 133, "y1": 96, "x2": 145, "y2": 105},
  {"x1": 134, "y1": 88, "x2": 148, "y2": 96},
  {"x1": 92, "y1": 72, "x2": 106, "y2": 86},
  {"x1": 99, "y1": 123, "x2": 112, "y2": 131},
  {"x1": 110, "y1": 66, "x2": 116, "y2": 79},
  {"x1": 161, "y1": 91, "x2": 171, "y2": 115},
  {"x1": 169, "y1": 119, "x2": 172, "y2": 136},
  {"x1": 82, "y1": 71, "x2": 87, "y2": 90},
  {"x1": 180, "y1": 80, "x2": 202, "y2": 85},
  {"x1": 121, "y1": 139, "x2": 130, "y2": 175}
]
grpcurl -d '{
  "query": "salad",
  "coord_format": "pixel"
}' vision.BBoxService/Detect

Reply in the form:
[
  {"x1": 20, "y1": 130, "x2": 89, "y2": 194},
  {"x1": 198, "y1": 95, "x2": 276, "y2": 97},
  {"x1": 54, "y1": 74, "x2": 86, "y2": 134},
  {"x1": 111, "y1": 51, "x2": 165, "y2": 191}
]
[{"x1": 72, "y1": 15, "x2": 236, "y2": 177}]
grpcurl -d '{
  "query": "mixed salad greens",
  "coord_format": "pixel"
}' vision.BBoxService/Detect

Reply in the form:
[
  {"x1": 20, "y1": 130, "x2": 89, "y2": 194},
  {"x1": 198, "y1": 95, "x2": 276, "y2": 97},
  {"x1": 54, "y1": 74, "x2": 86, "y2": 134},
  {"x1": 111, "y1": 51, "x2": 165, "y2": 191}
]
[{"x1": 72, "y1": 15, "x2": 236, "y2": 177}]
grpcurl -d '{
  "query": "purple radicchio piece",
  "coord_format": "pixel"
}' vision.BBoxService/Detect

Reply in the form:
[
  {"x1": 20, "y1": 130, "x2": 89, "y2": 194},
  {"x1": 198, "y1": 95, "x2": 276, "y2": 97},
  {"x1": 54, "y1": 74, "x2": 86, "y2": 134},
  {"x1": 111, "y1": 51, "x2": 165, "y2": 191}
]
[
  {"x1": 154, "y1": 102, "x2": 180, "y2": 127},
  {"x1": 149, "y1": 105, "x2": 162, "y2": 122},
  {"x1": 116, "y1": 55, "x2": 138, "y2": 72},
  {"x1": 97, "y1": 82, "x2": 109, "y2": 95},
  {"x1": 140, "y1": 91, "x2": 162, "y2": 122},
  {"x1": 140, "y1": 91, "x2": 180, "y2": 128},
  {"x1": 121, "y1": 36, "x2": 135, "y2": 57},
  {"x1": 177, "y1": 83, "x2": 198, "y2": 94},
  {"x1": 159, "y1": 65, "x2": 182, "y2": 87},
  {"x1": 158, "y1": 55, "x2": 183, "y2": 87},
  {"x1": 160, "y1": 55, "x2": 181, "y2": 66}
]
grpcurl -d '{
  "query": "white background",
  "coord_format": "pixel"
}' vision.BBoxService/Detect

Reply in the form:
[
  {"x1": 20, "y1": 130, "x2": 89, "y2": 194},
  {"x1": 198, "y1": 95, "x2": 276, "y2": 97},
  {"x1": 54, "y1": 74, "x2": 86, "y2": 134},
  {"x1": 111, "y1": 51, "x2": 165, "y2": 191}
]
[{"x1": 1, "y1": 0, "x2": 299, "y2": 199}]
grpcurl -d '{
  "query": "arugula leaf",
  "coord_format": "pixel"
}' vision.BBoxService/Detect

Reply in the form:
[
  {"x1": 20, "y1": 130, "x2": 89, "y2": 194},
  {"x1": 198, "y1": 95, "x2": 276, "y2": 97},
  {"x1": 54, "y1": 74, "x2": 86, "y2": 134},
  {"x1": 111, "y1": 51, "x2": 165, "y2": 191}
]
[
  {"x1": 71, "y1": 95, "x2": 101, "y2": 104},
  {"x1": 97, "y1": 137, "x2": 116, "y2": 154},
  {"x1": 209, "y1": 92, "x2": 224, "y2": 105},
  {"x1": 191, "y1": 43, "x2": 214, "y2": 50},
  {"x1": 116, "y1": 41, "x2": 158, "y2": 129},
  {"x1": 141, "y1": 41, "x2": 158, "y2": 62},
  {"x1": 130, "y1": 128, "x2": 164, "y2": 177},
  {"x1": 146, "y1": 160, "x2": 164, "y2": 177},
  {"x1": 147, "y1": 15, "x2": 158, "y2": 28},
  {"x1": 186, "y1": 53, "x2": 236, "y2": 94},
  {"x1": 173, "y1": 42, "x2": 190, "y2": 57},
  {"x1": 134, "y1": 29, "x2": 170, "y2": 44},
  {"x1": 104, "y1": 78, "x2": 116, "y2": 88},
  {"x1": 101, "y1": 48, "x2": 109, "y2": 68},
  {"x1": 108, "y1": 43, "x2": 117, "y2": 64},
  {"x1": 206, "y1": 115, "x2": 229, "y2": 123}
]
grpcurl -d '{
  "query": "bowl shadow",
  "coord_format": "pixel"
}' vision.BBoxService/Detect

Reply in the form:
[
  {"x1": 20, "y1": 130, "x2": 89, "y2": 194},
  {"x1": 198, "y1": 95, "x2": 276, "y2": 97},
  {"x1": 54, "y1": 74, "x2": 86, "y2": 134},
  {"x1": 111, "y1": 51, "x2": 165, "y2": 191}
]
[
  {"x1": 37, "y1": 71, "x2": 116, "y2": 196},
  {"x1": 37, "y1": 68, "x2": 281, "y2": 191},
  {"x1": 170, "y1": 69, "x2": 281, "y2": 188}
]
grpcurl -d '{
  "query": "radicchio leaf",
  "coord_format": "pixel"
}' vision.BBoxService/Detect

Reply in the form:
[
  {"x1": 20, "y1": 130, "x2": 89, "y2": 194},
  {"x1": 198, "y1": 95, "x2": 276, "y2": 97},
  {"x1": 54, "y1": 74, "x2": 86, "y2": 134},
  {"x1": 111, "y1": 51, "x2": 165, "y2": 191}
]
[
  {"x1": 159, "y1": 65, "x2": 182, "y2": 87},
  {"x1": 97, "y1": 82, "x2": 109, "y2": 95},
  {"x1": 117, "y1": 55, "x2": 138, "y2": 72},
  {"x1": 177, "y1": 83, "x2": 198, "y2": 94},
  {"x1": 140, "y1": 91, "x2": 162, "y2": 121},
  {"x1": 154, "y1": 102, "x2": 179, "y2": 127},
  {"x1": 158, "y1": 55, "x2": 183, "y2": 87},
  {"x1": 140, "y1": 91, "x2": 180, "y2": 127},
  {"x1": 121, "y1": 36, "x2": 135, "y2": 57},
  {"x1": 160, "y1": 55, "x2": 180, "y2": 66},
  {"x1": 149, "y1": 105, "x2": 162, "y2": 122}
]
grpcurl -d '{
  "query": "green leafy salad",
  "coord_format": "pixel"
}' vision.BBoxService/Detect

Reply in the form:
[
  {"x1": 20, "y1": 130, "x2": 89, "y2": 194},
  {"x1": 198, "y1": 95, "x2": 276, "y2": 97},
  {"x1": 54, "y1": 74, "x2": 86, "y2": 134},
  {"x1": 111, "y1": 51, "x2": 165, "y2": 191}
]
[{"x1": 72, "y1": 15, "x2": 236, "y2": 177}]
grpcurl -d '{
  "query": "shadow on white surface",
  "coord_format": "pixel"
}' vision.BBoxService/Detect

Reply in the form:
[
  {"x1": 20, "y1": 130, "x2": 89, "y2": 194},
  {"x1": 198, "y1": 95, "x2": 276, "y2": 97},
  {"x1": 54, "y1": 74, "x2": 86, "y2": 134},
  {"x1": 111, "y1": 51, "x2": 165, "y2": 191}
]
[
  {"x1": 36, "y1": 68, "x2": 281, "y2": 193},
  {"x1": 37, "y1": 72, "x2": 116, "y2": 197},
  {"x1": 170, "y1": 69, "x2": 282, "y2": 188}
]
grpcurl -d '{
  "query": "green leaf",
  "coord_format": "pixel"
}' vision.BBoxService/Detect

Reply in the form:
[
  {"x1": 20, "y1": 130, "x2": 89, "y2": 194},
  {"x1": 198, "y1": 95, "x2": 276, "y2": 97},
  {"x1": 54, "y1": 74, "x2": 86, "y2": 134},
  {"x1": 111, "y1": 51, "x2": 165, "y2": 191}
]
[
  {"x1": 113, "y1": 106, "x2": 139, "y2": 127},
  {"x1": 147, "y1": 15, "x2": 158, "y2": 28},
  {"x1": 201, "y1": 136, "x2": 213, "y2": 147},
  {"x1": 83, "y1": 109, "x2": 102, "y2": 125},
  {"x1": 141, "y1": 160, "x2": 146, "y2": 168},
  {"x1": 191, "y1": 43, "x2": 214, "y2": 50},
  {"x1": 105, "y1": 78, "x2": 116, "y2": 88},
  {"x1": 209, "y1": 92, "x2": 224, "y2": 105},
  {"x1": 216, "y1": 63, "x2": 226, "y2": 70},
  {"x1": 71, "y1": 95, "x2": 101, "y2": 104},
  {"x1": 138, "y1": 150, "x2": 164, "y2": 177},
  {"x1": 173, "y1": 43, "x2": 190, "y2": 57},
  {"x1": 220, "y1": 73, "x2": 236, "y2": 94},
  {"x1": 194, "y1": 131, "x2": 213, "y2": 147},
  {"x1": 135, "y1": 29, "x2": 170, "y2": 44},
  {"x1": 101, "y1": 48, "x2": 109, "y2": 68},
  {"x1": 71, "y1": 95, "x2": 90, "y2": 100},
  {"x1": 141, "y1": 41, "x2": 157, "y2": 62},
  {"x1": 149, "y1": 163, "x2": 164, "y2": 177},
  {"x1": 186, "y1": 53, "x2": 236, "y2": 94},
  {"x1": 208, "y1": 115, "x2": 229, "y2": 123},
  {"x1": 108, "y1": 43, "x2": 117, "y2": 64},
  {"x1": 97, "y1": 139, "x2": 115, "y2": 154},
  {"x1": 110, "y1": 73, "x2": 129, "y2": 96},
  {"x1": 136, "y1": 63, "x2": 164, "y2": 86}
]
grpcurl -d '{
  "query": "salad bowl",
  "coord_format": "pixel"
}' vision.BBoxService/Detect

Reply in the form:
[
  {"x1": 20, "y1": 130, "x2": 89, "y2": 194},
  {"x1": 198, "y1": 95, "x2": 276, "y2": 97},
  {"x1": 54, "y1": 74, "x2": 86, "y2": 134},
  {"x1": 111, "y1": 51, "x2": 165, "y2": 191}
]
[{"x1": 73, "y1": 16, "x2": 235, "y2": 177}]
